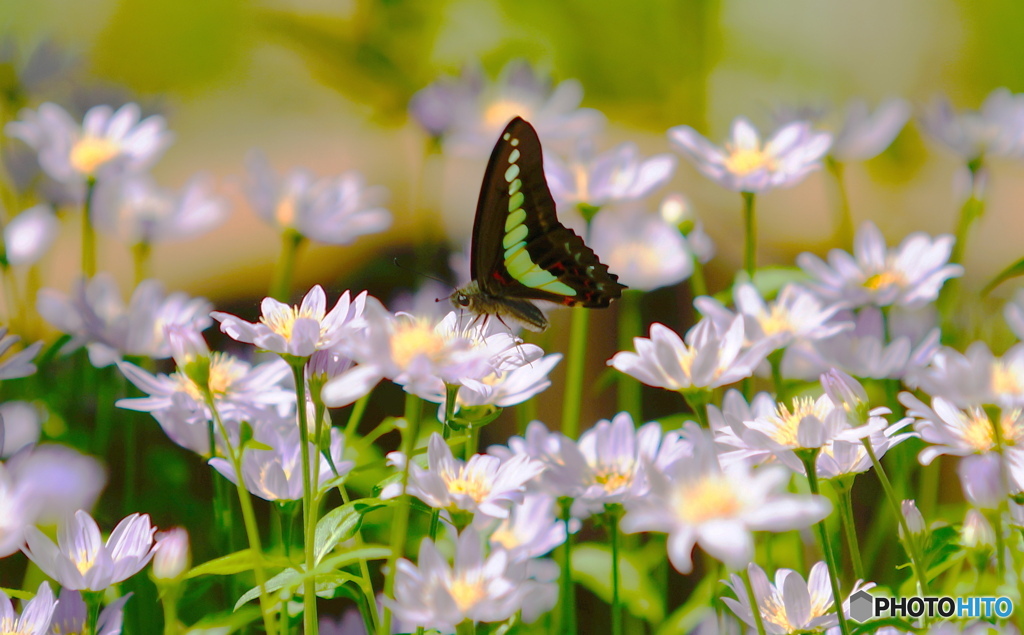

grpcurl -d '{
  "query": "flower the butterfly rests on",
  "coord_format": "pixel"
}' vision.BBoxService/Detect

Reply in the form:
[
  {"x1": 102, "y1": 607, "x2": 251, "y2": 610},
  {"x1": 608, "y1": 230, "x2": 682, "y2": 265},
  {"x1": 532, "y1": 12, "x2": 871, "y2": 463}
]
[{"x1": 452, "y1": 117, "x2": 626, "y2": 331}]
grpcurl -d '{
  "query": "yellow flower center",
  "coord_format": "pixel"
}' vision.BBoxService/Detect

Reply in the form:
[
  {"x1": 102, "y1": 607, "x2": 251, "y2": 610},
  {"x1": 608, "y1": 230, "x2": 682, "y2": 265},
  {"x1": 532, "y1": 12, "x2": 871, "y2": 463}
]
[
  {"x1": 757, "y1": 304, "x2": 793, "y2": 337},
  {"x1": 991, "y1": 362, "x2": 1024, "y2": 397},
  {"x1": 173, "y1": 352, "x2": 246, "y2": 401},
  {"x1": 275, "y1": 194, "x2": 298, "y2": 228},
  {"x1": 260, "y1": 304, "x2": 323, "y2": 342},
  {"x1": 674, "y1": 476, "x2": 742, "y2": 524},
  {"x1": 390, "y1": 320, "x2": 445, "y2": 370},
  {"x1": 766, "y1": 397, "x2": 833, "y2": 448},
  {"x1": 74, "y1": 549, "x2": 97, "y2": 576},
  {"x1": 70, "y1": 136, "x2": 121, "y2": 175},
  {"x1": 863, "y1": 270, "x2": 906, "y2": 291},
  {"x1": 443, "y1": 468, "x2": 491, "y2": 503},
  {"x1": 449, "y1": 577, "x2": 487, "y2": 612},
  {"x1": 962, "y1": 408, "x2": 1023, "y2": 452},
  {"x1": 724, "y1": 147, "x2": 775, "y2": 176},
  {"x1": 594, "y1": 467, "x2": 633, "y2": 493},
  {"x1": 490, "y1": 525, "x2": 520, "y2": 550},
  {"x1": 483, "y1": 99, "x2": 532, "y2": 129}
]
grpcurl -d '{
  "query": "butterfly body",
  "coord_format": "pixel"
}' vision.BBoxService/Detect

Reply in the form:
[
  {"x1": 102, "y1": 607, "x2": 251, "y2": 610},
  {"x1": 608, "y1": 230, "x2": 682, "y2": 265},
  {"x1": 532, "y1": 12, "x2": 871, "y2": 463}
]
[{"x1": 453, "y1": 117, "x2": 626, "y2": 332}]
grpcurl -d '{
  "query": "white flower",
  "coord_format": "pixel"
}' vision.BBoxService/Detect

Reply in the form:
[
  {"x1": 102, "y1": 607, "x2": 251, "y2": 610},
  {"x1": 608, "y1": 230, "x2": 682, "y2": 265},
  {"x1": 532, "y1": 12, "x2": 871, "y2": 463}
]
[
  {"x1": 442, "y1": 352, "x2": 562, "y2": 412},
  {"x1": 6, "y1": 102, "x2": 171, "y2": 185},
  {"x1": 544, "y1": 141, "x2": 676, "y2": 207},
  {"x1": 695, "y1": 283, "x2": 849, "y2": 353},
  {"x1": 797, "y1": 221, "x2": 962, "y2": 309},
  {"x1": 810, "y1": 307, "x2": 940, "y2": 380},
  {"x1": 213, "y1": 286, "x2": 369, "y2": 360},
  {"x1": 0, "y1": 462, "x2": 37, "y2": 557},
  {"x1": 542, "y1": 413, "x2": 691, "y2": 517},
  {"x1": 388, "y1": 527, "x2": 527, "y2": 631},
  {"x1": 910, "y1": 341, "x2": 1024, "y2": 409},
  {"x1": 323, "y1": 310, "x2": 517, "y2": 406},
  {"x1": 830, "y1": 98, "x2": 911, "y2": 162},
  {"x1": 589, "y1": 208, "x2": 694, "y2": 291},
  {"x1": 152, "y1": 527, "x2": 190, "y2": 581},
  {"x1": 485, "y1": 493, "x2": 565, "y2": 561},
  {"x1": 244, "y1": 151, "x2": 391, "y2": 245},
  {"x1": 410, "y1": 60, "x2": 605, "y2": 156},
  {"x1": 669, "y1": 117, "x2": 831, "y2": 193},
  {"x1": 400, "y1": 433, "x2": 543, "y2": 519},
  {"x1": 0, "y1": 581, "x2": 57, "y2": 635},
  {"x1": 24, "y1": 510, "x2": 157, "y2": 591},
  {"x1": 49, "y1": 588, "x2": 132, "y2": 635},
  {"x1": 921, "y1": 88, "x2": 1024, "y2": 161},
  {"x1": 724, "y1": 562, "x2": 873, "y2": 634},
  {"x1": 900, "y1": 392, "x2": 1024, "y2": 465},
  {"x1": 37, "y1": 275, "x2": 212, "y2": 368},
  {"x1": 609, "y1": 317, "x2": 771, "y2": 393},
  {"x1": 3, "y1": 204, "x2": 59, "y2": 266},
  {"x1": 621, "y1": 426, "x2": 831, "y2": 573},
  {"x1": 209, "y1": 417, "x2": 353, "y2": 502},
  {"x1": 92, "y1": 174, "x2": 229, "y2": 246},
  {"x1": 0, "y1": 328, "x2": 41, "y2": 380}
]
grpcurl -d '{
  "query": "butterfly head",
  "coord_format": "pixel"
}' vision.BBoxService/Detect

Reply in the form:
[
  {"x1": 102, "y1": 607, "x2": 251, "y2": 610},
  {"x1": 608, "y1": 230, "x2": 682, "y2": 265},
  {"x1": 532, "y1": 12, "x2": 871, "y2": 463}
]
[{"x1": 451, "y1": 280, "x2": 549, "y2": 332}]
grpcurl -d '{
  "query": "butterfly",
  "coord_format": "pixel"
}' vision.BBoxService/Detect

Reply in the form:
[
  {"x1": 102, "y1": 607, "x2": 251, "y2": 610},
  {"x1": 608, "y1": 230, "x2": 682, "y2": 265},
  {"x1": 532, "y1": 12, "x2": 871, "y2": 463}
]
[{"x1": 452, "y1": 117, "x2": 626, "y2": 332}]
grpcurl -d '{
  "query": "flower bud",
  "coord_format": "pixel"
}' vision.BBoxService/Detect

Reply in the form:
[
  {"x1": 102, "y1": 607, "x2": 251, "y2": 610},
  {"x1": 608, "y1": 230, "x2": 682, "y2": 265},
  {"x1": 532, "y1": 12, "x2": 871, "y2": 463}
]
[
  {"x1": 900, "y1": 499, "x2": 925, "y2": 538},
  {"x1": 820, "y1": 368, "x2": 869, "y2": 424},
  {"x1": 152, "y1": 527, "x2": 190, "y2": 582},
  {"x1": 961, "y1": 509, "x2": 995, "y2": 549},
  {"x1": 166, "y1": 325, "x2": 210, "y2": 390},
  {"x1": 659, "y1": 193, "x2": 694, "y2": 234}
]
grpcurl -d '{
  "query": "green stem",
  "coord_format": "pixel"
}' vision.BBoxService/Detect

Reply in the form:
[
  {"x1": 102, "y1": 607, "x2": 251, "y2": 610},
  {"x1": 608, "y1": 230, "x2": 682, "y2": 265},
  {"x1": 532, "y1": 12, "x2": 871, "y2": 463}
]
[
  {"x1": 801, "y1": 454, "x2": 852, "y2": 635},
  {"x1": 456, "y1": 619, "x2": 476, "y2": 635},
  {"x1": 83, "y1": 590, "x2": 102, "y2": 635},
  {"x1": 560, "y1": 498, "x2": 577, "y2": 635},
  {"x1": 132, "y1": 241, "x2": 152, "y2": 286},
  {"x1": 339, "y1": 486, "x2": 380, "y2": 635},
  {"x1": 617, "y1": 289, "x2": 643, "y2": 422},
  {"x1": 160, "y1": 585, "x2": 182, "y2": 635},
  {"x1": 269, "y1": 230, "x2": 305, "y2": 302},
  {"x1": 833, "y1": 480, "x2": 866, "y2": 581},
  {"x1": 986, "y1": 405, "x2": 1011, "y2": 582},
  {"x1": 768, "y1": 349, "x2": 785, "y2": 403},
  {"x1": 382, "y1": 393, "x2": 422, "y2": 635},
  {"x1": 825, "y1": 157, "x2": 854, "y2": 250},
  {"x1": 740, "y1": 566, "x2": 767, "y2": 635},
  {"x1": 607, "y1": 506, "x2": 623, "y2": 635},
  {"x1": 205, "y1": 394, "x2": 277, "y2": 635},
  {"x1": 343, "y1": 392, "x2": 371, "y2": 441},
  {"x1": 689, "y1": 257, "x2": 708, "y2": 299},
  {"x1": 681, "y1": 389, "x2": 711, "y2": 427},
  {"x1": 82, "y1": 177, "x2": 97, "y2": 277},
  {"x1": 561, "y1": 306, "x2": 590, "y2": 439},
  {"x1": 939, "y1": 162, "x2": 985, "y2": 335},
  {"x1": 741, "y1": 191, "x2": 757, "y2": 279},
  {"x1": 861, "y1": 439, "x2": 929, "y2": 595},
  {"x1": 291, "y1": 364, "x2": 318, "y2": 634}
]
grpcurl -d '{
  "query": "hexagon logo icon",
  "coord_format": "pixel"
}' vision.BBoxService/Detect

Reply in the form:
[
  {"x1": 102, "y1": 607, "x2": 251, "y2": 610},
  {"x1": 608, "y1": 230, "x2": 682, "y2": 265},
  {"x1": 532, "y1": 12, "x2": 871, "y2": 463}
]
[{"x1": 849, "y1": 589, "x2": 875, "y2": 623}]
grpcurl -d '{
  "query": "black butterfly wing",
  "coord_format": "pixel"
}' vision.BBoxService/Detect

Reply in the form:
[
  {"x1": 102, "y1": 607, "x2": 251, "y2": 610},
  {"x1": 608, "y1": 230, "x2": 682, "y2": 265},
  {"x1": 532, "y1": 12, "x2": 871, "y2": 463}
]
[{"x1": 471, "y1": 117, "x2": 626, "y2": 307}]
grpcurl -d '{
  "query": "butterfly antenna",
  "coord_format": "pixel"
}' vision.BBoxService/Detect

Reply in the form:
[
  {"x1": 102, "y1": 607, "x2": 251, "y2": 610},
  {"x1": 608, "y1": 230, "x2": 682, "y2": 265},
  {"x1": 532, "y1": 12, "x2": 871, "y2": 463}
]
[{"x1": 392, "y1": 258, "x2": 455, "y2": 295}]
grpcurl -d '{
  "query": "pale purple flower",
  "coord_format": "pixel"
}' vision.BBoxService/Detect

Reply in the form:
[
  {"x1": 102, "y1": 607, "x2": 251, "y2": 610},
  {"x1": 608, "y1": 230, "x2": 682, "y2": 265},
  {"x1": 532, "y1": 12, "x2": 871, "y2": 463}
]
[
  {"x1": 830, "y1": 98, "x2": 911, "y2": 162},
  {"x1": 92, "y1": 174, "x2": 229, "y2": 246},
  {"x1": 589, "y1": 208, "x2": 694, "y2": 291},
  {"x1": 622, "y1": 425, "x2": 831, "y2": 573},
  {"x1": 213, "y1": 286, "x2": 370, "y2": 360},
  {"x1": 388, "y1": 527, "x2": 527, "y2": 631},
  {"x1": 797, "y1": 221, "x2": 962, "y2": 310},
  {"x1": 0, "y1": 328, "x2": 41, "y2": 380},
  {"x1": 6, "y1": 444, "x2": 106, "y2": 526},
  {"x1": 909, "y1": 341, "x2": 1024, "y2": 409},
  {"x1": 0, "y1": 581, "x2": 57, "y2": 635},
  {"x1": 152, "y1": 527, "x2": 190, "y2": 581},
  {"x1": 439, "y1": 352, "x2": 562, "y2": 412},
  {"x1": 921, "y1": 89, "x2": 1024, "y2": 161},
  {"x1": 411, "y1": 60, "x2": 605, "y2": 156},
  {"x1": 544, "y1": 141, "x2": 676, "y2": 208},
  {"x1": 0, "y1": 401, "x2": 43, "y2": 458},
  {"x1": 24, "y1": 510, "x2": 157, "y2": 591},
  {"x1": 542, "y1": 413, "x2": 691, "y2": 518},
  {"x1": 4, "y1": 204, "x2": 59, "y2": 266},
  {"x1": 6, "y1": 102, "x2": 171, "y2": 185},
  {"x1": 323, "y1": 309, "x2": 516, "y2": 407},
  {"x1": 485, "y1": 493, "x2": 565, "y2": 561},
  {"x1": 209, "y1": 417, "x2": 353, "y2": 501},
  {"x1": 609, "y1": 317, "x2": 771, "y2": 393},
  {"x1": 724, "y1": 562, "x2": 874, "y2": 634},
  {"x1": 669, "y1": 117, "x2": 831, "y2": 193},
  {"x1": 400, "y1": 433, "x2": 543, "y2": 519},
  {"x1": 244, "y1": 151, "x2": 391, "y2": 245},
  {"x1": 116, "y1": 354, "x2": 291, "y2": 456},
  {"x1": 0, "y1": 462, "x2": 37, "y2": 557},
  {"x1": 49, "y1": 588, "x2": 131, "y2": 635},
  {"x1": 37, "y1": 274, "x2": 212, "y2": 368},
  {"x1": 900, "y1": 391, "x2": 1024, "y2": 465},
  {"x1": 959, "y1": 453, "x2": 1007, "y2": 510},
  {"x1": 900, "y1": 499, "x2": 926, "y2": 537},
  {"x1": 810, "y1": 307, "x2": 940, "y2": 380},
  {"x1": 961, "y1": 508, "x2": 995, "y2": 549},
  {"x1": 695, "y1": 283, "x2": 849, "y2": 353}
]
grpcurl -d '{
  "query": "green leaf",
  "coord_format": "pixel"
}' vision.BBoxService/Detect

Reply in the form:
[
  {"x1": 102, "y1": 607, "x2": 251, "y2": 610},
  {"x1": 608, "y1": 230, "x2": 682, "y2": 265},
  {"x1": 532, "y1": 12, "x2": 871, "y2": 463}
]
[
  {"x1": 655, "y1": 573, "x2": 716, "y2": 635},
  {"x1": 316, "y1": 545, "x2": 392, "y2": 574},
  {"x1": 0, "y1": 587, "x2": 34, "y2": 601},
  {"x1": 711, "y1": 266, "x2": 810, "y2": 304},
  {"x1": 572, "y1": 543, "x2": 665, "y2": 624},
  {"x1": 185, "y1": 606, "x2": 261, "y2": 633},
  {"x1": 233, "y1": 568, "x2": 365, "y2": 610},
  {"x1": 983, "y1": 255, "x2": 1024, "y2": 295},
  {"x1": 314, "y1": 498, "x2": 390, "y2": 564},
  {"x1": 186, "y1": 549, "x2": 257, "y2": 579}
]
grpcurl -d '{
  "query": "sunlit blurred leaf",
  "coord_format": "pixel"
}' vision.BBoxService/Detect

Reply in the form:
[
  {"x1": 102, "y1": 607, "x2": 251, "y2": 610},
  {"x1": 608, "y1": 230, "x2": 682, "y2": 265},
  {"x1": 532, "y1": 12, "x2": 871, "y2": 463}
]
[{"x1": 572, "y1": 543, "x2": 665, "y2": 624}]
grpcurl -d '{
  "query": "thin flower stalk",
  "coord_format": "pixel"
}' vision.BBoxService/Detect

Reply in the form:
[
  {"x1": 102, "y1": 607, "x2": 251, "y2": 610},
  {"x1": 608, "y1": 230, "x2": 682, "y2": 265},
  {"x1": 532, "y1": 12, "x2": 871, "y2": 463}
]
[
  {"x1": 203, "y1": 391, "x2": 277, "y2": 635},
  {"x1": 606, "y1": 504, "x2": 624, "y2": 635},
  {"x1": 739, "y1": 566, "x2": 768, "y2": 635},
  {"x1": 825, "y1": 157, "x2": 854, "y2": 249},
  {"x1": 617, "y1": 289, "x2": 643, "y2": 422},
  {"x1": 381, "y1": 393, "x2": 422, "y2": 635},
  {"x1": 832, "y1": 478, "x2": 866, "y2": 581},
  {"x1": 82, "y1": 176, "x2": 97, "y2": 277},
  {"x1": 562, "y1": 306, "x2": 590, "y2": 439},
  {"x1": 560, "y1": 497, "x2": 577, "y2": 635},
  {"x1": 742, "y1": 191, "x2": 756, "y2": 278},
  {"x1": 270, "y1": 230, "x2": 304, "y2": 302},
  {"x1": 292, "y1": 363, "x2": 318, "y2": 633},
  {"x1": 799, "y1": 451, "x2": 852, "y2": 635}
]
